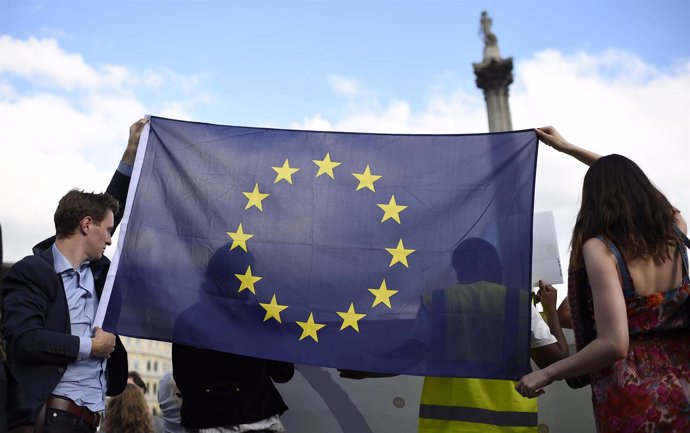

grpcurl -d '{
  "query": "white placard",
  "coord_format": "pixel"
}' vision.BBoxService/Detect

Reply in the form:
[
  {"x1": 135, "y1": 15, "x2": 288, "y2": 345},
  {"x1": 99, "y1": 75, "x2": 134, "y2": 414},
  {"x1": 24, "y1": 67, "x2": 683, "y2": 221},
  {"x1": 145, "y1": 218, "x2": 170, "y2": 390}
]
[{"x1": 531, "y1": 210, "x2": 563, "y2": 287}]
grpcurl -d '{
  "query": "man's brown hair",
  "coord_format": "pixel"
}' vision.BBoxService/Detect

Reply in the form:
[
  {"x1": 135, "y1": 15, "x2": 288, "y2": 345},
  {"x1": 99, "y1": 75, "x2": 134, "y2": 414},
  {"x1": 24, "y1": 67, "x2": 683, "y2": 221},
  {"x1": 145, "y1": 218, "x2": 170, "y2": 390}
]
[{"x1": 54, "y1": 189, "x2": 119, "y2": 238}]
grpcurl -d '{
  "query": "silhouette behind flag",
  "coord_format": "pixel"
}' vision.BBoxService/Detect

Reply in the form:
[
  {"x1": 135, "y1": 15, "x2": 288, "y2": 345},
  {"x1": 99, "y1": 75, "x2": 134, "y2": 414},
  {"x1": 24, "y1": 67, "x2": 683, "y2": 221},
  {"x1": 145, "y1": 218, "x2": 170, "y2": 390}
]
[
  {"x1": 101, "y1": 116, "x2": 538, "y2": 379},
  {"x1": 419, "y1": 237, "x2": 530, "y2": 377}
]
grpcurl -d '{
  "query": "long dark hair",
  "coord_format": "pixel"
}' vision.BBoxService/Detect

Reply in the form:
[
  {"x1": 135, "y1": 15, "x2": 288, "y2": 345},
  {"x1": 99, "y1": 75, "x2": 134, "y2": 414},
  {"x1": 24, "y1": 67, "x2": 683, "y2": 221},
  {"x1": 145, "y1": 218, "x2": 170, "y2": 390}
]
[{"x1": 570, "y1": 154, "x2": 678, "y2": 269}]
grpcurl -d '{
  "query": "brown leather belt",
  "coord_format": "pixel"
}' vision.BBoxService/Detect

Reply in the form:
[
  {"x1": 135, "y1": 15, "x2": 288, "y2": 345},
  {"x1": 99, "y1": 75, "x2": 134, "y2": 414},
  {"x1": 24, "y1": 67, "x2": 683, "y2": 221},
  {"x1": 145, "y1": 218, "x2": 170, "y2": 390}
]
[{"x1": 45, "y1": 396, "x2": 101, "y2": 428}]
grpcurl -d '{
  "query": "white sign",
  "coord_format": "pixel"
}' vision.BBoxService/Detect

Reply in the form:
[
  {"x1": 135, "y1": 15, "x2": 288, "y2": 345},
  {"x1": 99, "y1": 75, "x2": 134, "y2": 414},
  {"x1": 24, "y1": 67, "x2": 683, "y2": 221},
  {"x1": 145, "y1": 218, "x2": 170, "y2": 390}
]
[{"x1": 531, "y1": 210, "x2": 563, "y2": 287}]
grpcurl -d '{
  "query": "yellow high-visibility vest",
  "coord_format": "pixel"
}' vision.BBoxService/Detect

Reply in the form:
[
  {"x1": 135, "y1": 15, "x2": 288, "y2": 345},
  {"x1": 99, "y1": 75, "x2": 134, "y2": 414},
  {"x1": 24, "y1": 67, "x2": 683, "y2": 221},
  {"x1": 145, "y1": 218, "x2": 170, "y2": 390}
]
[{"x1": 419, "y1": 377, "x2": 538, "y2": 433}]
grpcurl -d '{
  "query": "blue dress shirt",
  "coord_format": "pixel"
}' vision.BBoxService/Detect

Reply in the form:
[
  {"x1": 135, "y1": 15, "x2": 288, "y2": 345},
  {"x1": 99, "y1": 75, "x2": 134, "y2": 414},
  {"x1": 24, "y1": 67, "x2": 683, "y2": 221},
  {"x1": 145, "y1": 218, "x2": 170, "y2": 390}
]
[{"x1": 51, "y1": 244, "x2": 108, "y2": 412}]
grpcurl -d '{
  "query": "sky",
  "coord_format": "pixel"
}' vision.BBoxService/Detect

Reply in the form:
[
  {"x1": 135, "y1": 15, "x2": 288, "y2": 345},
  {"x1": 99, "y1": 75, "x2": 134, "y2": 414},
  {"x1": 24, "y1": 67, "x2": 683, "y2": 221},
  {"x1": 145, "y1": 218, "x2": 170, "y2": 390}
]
[{"x1": 1, "y1": 0, "x2": 689, "y2": 300}]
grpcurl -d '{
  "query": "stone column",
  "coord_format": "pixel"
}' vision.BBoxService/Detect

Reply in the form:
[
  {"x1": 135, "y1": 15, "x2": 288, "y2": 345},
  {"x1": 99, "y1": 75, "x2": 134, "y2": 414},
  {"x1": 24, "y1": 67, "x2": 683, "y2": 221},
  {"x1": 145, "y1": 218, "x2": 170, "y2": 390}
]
[
  {"x1": 473, "y1": 58, "x2": 514, "y2": 132},
  {"x1": 473, "y1": 11, "x2": 514, "y2": 133}
]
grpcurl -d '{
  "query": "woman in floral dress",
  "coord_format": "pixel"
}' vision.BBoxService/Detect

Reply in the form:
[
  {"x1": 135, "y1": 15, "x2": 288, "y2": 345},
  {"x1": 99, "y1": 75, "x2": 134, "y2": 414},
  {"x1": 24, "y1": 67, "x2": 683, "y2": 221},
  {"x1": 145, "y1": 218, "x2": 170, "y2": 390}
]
[{"x1": 516, "y1": 127, "x2": 690, "y2": 433}]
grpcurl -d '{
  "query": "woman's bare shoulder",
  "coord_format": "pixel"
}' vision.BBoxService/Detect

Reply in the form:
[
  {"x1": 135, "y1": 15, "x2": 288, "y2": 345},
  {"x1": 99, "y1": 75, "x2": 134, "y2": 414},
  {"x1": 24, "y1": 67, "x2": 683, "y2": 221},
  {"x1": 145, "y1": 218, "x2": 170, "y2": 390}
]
[
  {"x1": 582, "y1": 237, "x2": 617, "y2": 272},
  {"x1": 582, "y1": 237, "x2": 609, "y2": 253}
]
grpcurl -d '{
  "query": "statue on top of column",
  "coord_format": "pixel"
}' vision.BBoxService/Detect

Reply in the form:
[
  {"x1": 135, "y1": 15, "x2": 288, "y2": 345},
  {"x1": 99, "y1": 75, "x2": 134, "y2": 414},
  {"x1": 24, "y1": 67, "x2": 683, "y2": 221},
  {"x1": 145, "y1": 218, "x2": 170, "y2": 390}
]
[{"x1": 479, "y1": 11, "x2": 501, "y2": 63}]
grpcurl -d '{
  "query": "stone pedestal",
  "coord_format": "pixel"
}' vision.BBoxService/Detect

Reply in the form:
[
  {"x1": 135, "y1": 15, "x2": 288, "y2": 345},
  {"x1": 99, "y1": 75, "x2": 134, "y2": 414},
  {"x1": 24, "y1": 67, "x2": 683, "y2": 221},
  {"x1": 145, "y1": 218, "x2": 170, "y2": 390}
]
[{"x1": 473, "y1": 57, "x2": 514, "y2": 132}]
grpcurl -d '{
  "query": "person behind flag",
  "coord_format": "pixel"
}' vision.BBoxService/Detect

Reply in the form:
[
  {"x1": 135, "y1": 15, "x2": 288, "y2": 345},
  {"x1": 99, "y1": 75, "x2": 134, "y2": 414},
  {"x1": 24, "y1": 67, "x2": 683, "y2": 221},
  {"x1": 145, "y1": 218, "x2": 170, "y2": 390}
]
[
  {"x1": 171, "y1": 245, "x2": 295, "y2": 433},
  {"x1": 340, "y1": 237, "x2": 569, "y2": 432},
  {"x1": 1, "y1": 118, "x2": 148, "y2": 433},
  {"x1": 417, "y1": 238, "x2": 569, "y2": 433},
  {"x1": 516, "y1": 127, "x2": 690, "y2": 433}
]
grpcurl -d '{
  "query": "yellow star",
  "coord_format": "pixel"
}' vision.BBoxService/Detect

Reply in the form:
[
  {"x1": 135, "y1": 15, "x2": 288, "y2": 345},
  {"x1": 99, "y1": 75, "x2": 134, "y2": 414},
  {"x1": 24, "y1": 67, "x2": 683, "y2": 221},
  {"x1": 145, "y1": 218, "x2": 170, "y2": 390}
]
[
  {"x1": 377, "y1": 195, "x2": 408, "y2": 224},
  {"x1": 242, "y1": 183, "x2": 270, "y2": 211},
  {"x1": 313, "y1": 152, "x2": 342, "y2": 179},
  {"x1": 385, "y1": 238, "x2": 415, "y2": 267},
  {"x1": 234, "y1": 265, "x2": 262, "y2": 294},
  {"x1": 352, "y1": 165, "x2": 382, "y2": 192},
  {"x1": 259, "y1": 294, "x2": 288, "y2": 323},
  {"x1": 296, "y1": 313, "x2": 326, "y2": 342},
  {"x1": 226, "y1": 223, "x2": 253, "y2": 252},
  {"x1": 368, "y1": 279, "x2": 398, "y2": 309},
  {"x1": 272, "y1": 159, "x2": 300, "y2": 184},
  {"x1": 336, "y1": 303, "x2": 366, "y2": 332}
]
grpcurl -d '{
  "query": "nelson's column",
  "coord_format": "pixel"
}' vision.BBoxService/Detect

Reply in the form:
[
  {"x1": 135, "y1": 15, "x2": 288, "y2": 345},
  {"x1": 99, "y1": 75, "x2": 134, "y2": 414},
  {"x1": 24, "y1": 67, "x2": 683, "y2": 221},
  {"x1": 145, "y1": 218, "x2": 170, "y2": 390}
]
[{"x1": 473, "y1": 11, "x2": 513, "y2": 132}]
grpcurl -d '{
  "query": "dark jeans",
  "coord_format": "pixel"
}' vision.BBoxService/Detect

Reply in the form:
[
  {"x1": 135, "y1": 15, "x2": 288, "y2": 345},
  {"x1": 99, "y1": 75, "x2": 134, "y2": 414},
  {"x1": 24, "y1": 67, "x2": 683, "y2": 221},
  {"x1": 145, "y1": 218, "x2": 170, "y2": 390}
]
[{"x1": 44, "y1": 409, "x2": 96, "y2": 433}]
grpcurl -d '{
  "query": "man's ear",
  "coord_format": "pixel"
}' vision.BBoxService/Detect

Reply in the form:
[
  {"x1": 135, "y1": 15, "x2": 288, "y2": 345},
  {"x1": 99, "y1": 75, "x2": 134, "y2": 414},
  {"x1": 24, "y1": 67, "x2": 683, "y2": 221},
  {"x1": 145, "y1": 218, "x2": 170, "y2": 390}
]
[{"x1": 80, "y1": 216, "x2": 93, "y2": 235}]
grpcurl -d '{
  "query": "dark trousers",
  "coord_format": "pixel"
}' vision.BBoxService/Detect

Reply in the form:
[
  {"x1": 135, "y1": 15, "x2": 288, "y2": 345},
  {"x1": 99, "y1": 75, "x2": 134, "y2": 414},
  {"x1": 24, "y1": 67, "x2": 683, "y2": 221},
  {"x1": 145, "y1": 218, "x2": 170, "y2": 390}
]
[{"x1": 43, "y1": 409, "x2": 96, "y2": 433}]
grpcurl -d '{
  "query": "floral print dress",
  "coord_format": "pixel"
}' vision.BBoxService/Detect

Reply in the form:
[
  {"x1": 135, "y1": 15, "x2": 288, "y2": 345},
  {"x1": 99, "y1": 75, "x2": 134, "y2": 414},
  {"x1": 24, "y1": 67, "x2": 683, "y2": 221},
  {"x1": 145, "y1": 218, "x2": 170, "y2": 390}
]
[{"x1": 590, "y1": 240, "x2": 690, "y2": 433}]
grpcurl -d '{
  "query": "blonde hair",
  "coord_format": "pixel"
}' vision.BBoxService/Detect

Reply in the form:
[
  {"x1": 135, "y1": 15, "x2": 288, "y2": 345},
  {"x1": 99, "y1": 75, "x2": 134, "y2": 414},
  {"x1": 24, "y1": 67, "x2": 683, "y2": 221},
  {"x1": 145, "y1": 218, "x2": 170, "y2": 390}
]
[{"x1": 104, "y1": 383, "x2": 153, "y2": 433}]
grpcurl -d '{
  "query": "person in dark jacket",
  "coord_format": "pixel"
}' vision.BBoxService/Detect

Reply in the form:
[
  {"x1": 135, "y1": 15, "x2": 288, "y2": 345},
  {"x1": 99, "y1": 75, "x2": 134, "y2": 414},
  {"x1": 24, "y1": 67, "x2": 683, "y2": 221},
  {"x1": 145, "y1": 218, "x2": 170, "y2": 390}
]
[
  {"x1": 172, "y1": 246, "x2": 294, "y2": 432},
  {"x1": 1, "y1": 118, "x2": 148, "y2": 432},
  {"x1": 172, "y1": 346, "x2": 294, "y2": 432}
]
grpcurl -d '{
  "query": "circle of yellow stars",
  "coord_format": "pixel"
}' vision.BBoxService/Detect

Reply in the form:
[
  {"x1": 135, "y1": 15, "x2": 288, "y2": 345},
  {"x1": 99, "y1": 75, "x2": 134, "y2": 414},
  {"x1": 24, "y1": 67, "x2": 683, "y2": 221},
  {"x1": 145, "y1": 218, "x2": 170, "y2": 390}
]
[{"x1": 224, "y1": 152, "x2": 415, "y2": 343}]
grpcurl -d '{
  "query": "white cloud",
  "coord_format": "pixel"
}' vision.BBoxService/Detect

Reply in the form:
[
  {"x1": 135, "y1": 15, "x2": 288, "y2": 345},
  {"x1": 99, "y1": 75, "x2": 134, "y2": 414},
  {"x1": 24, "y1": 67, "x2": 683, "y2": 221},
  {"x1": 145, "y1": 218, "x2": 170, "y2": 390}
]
[
  {"x1": 0, "y1": 36, "x2": 201, "y2": 262},
  {"x1": 293, "y1": 89, "x2": 486, "y2": 134},
  {"x1": 328, "y1": 74, "x2": 360, "y2": 97},
  {"x1": 0, "y1": 36, "x2": 127, "y2": 91},
  {"x1": 291, "y1": 113, "x2": 333, "y2": 131},
  {"x1": 512, "y1": 49, "x2": 690, "y2": 235}
]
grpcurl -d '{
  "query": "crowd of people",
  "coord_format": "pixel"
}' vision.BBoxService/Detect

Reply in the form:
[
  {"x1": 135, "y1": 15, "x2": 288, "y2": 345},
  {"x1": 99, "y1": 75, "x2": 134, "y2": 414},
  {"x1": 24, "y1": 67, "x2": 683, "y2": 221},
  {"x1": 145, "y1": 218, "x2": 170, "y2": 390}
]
[{"x1": 0, "y1": 120, "x2": 688, "y2": 433}]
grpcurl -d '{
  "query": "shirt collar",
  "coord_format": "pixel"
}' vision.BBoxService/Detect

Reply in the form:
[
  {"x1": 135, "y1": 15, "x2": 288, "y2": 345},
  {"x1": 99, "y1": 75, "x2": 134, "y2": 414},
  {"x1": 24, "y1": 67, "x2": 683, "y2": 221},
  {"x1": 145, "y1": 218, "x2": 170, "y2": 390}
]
[{"x1": 51, "y1": 243, "x2": 90, "y2": 274}]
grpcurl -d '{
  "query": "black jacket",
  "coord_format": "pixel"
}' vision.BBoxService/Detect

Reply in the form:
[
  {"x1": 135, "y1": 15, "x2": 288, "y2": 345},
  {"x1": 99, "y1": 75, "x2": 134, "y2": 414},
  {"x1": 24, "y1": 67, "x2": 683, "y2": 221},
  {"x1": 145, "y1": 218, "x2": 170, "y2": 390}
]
[{"x1": 172, "y1": 343, "x2": 294, "y2": 429}]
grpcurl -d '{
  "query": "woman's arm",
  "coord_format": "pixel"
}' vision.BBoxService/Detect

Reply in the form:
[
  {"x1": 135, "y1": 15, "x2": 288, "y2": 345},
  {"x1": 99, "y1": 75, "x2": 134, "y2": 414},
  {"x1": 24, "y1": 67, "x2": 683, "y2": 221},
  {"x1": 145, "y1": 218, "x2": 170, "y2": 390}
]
[
  {"x1": 515, "y1": 238, "x2": 629, "y2": 397},
  {"x1": 535, "y1": 126, "x2": 601, "y2": 166}
]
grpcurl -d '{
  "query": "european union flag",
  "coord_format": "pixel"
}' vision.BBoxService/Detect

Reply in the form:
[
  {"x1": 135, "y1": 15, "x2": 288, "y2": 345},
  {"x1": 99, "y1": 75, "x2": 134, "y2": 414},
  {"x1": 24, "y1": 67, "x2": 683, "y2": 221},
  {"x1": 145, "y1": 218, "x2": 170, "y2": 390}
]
[{"x1": 100, "y1": 116, "x2": 538, "y2": 380}]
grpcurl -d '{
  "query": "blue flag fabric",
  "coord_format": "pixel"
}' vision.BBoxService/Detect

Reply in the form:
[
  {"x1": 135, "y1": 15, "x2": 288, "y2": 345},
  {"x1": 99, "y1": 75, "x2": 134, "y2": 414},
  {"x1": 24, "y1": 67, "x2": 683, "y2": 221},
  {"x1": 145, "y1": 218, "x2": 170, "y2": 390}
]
[{"x1": 102, "y1": 116, "x2": 538, "y2": 380}]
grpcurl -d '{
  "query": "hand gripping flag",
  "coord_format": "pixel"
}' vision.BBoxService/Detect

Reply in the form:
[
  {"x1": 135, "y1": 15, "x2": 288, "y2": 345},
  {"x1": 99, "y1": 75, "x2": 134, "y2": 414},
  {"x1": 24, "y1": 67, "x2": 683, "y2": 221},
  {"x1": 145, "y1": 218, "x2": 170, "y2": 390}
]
[{"x1": 99, "y1": 116, "x2": 539, "y2": 379}]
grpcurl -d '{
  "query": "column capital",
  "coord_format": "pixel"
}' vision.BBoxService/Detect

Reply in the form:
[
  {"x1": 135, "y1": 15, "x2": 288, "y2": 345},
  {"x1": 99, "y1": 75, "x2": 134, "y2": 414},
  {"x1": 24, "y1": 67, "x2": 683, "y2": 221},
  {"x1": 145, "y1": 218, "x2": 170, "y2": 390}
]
[{"x1": 473, "y1": 58, "x2": 514, "y2": 92}]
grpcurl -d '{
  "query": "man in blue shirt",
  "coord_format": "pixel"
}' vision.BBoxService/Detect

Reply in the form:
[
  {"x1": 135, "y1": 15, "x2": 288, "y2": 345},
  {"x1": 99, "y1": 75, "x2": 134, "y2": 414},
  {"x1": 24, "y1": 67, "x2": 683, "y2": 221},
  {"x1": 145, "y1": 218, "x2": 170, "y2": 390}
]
[{"x1": 1, "y1": 119, "x2": 147, "y2": 433}]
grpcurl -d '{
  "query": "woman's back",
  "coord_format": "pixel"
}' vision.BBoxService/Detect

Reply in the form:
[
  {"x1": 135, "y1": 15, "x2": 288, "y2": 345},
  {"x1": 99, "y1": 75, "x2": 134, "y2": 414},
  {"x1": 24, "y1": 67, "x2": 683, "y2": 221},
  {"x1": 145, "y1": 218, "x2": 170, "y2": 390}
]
[
  {"x1": 627, "y1": 242, "x2": 685, "y2": 297},
  {"x1": 590, "y1": 236, "x2": 690, "y2": 432}
]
